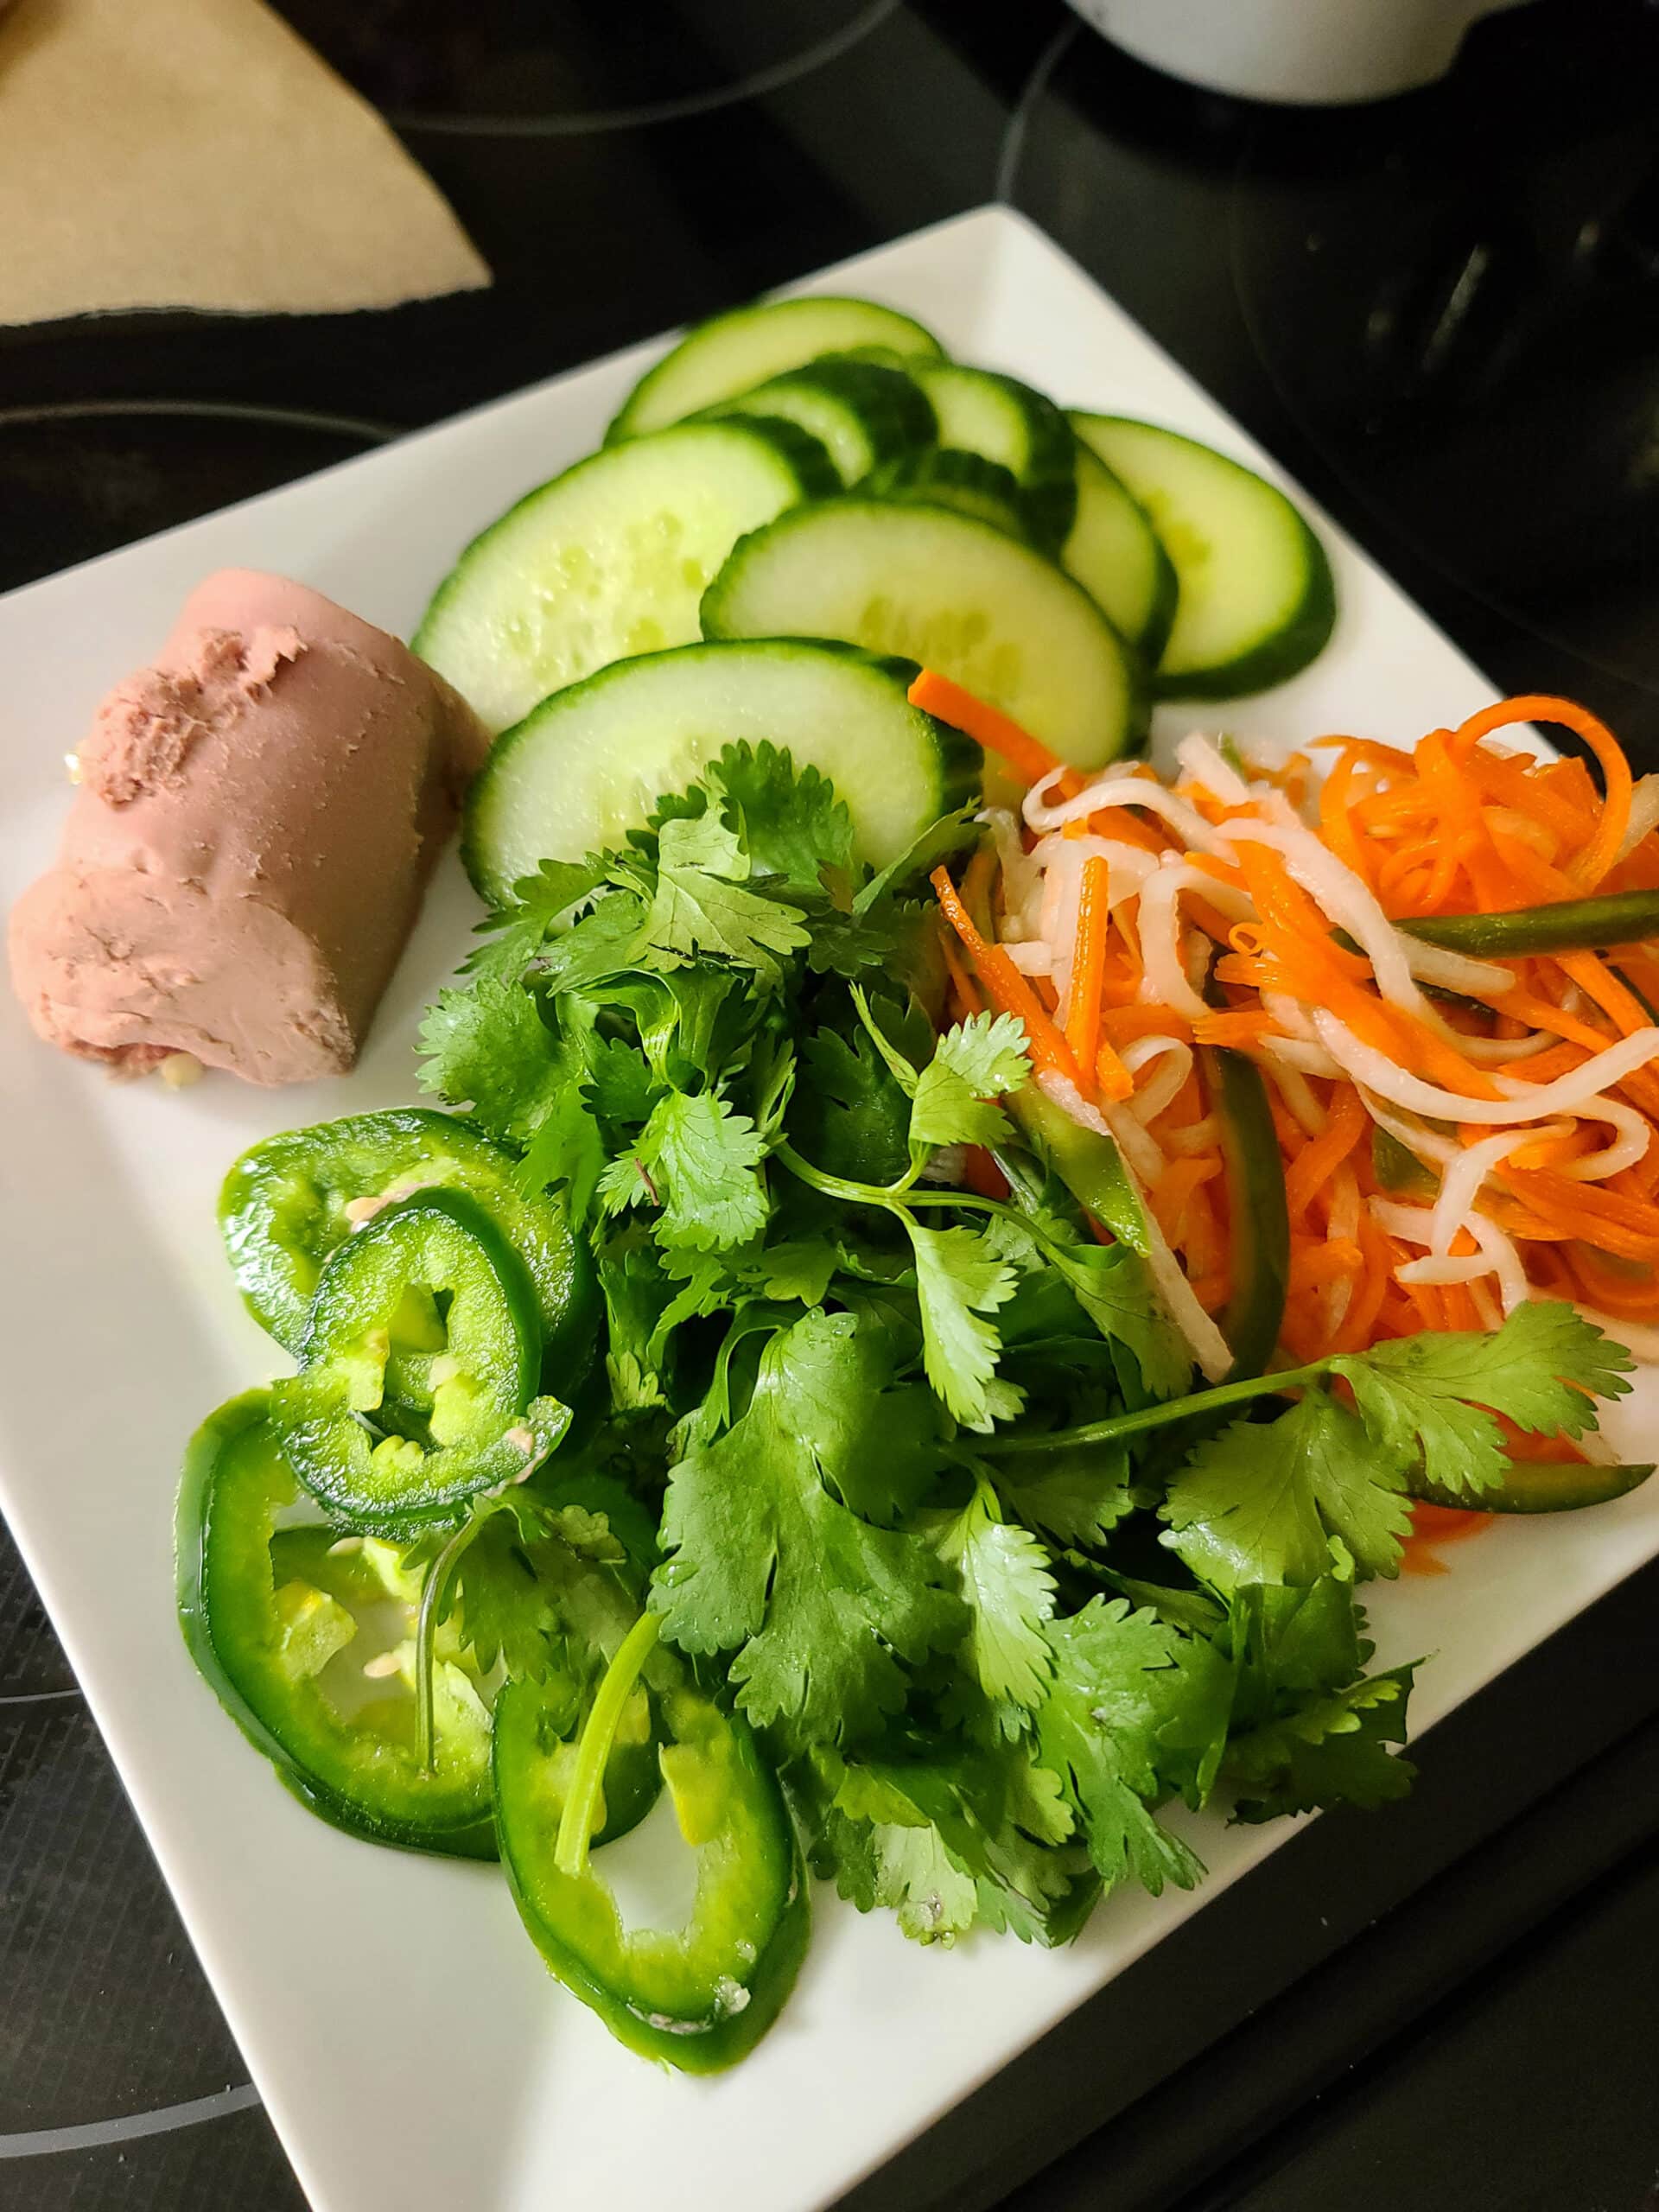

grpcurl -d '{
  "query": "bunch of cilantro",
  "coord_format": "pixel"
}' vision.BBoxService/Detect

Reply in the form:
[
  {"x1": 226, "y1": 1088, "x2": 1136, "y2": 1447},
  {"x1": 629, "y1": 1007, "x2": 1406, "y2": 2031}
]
[{"x1": 415, "y1": 744, "x2": 1635, "y2": 1949}]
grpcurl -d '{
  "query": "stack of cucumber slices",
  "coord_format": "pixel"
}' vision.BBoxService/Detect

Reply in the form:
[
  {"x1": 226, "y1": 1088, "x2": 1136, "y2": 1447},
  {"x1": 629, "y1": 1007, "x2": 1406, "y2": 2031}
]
[{"x1": 412, "y1": 290, "x2": 1337, "y2": 899}]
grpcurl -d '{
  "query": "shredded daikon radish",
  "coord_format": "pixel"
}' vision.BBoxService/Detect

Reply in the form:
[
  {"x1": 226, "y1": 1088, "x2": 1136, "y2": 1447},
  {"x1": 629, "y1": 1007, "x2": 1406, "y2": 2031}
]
[
  {"x1": 1262, "y1": 1038, "x2": 1346, "y2": 1078},
  {"x1": 1429, "y1": 1128, "x2": 1557, "y2": 1255},
  {"x1": 1363, "y1": 1096, "x2": 1458, "y2": 1172},
  {"x1": 1136, "y1": 861, "x2": 1217, "y2": 1020},
  {"x1": 1484, "y1": 805, "x2": 1557, "y2": 860},
  {"x1": 1327, "y1": 1163, "x2": 1361, "y2": 1243},
  {"x1": 1039, "y1": 845, "x2": 1090, "y2": 1014},
  {"x1": 979, "y1": 807, "x2": 1041, "y2": 932},
  {"x1": 1174, "y1": 733, "x2": 1251, "y2": 807},
  {"x1": 1399, "y1": 938, "x2": 1517, "y2": 999},
  {"x1": 1558, "y1": 1096, "x2": 1652, "y2": 1180},
  {"x1": 1313, "y1": 1011, "x2": 1659, "y2": 1124},
  {"x1": 1025, "y1": 770, "x2": 1225, "y2": 851},
  {"x1": 1469, "y1": 1278, "x2": 1503, "y2": 1332},
  {"x1": 1372, "y1": 1198, "x2": 1530, "y2": 1312},
  {"x1": 1122, "y1": 1035, "x2": 1193, "y2": 1125},
  {"x1": 1222, "y1": 818, "x2": 1461, "y2": 1032},
  {"x1": 1266, "y1": 1062, "x2": 1328, "y2": 1136},
  {"x1": 1002, "y1": 941, "x2": 1053, "y2": 976},
  {"x1": 1262, "y1": 989, "x2": 1320, "y2": 1042},
  {"x1": 1028, "y1": 834, "x2": 1158, "y2": 906},
  {"x1": 1616, "y1": 774, "x2": 1659, "y2": 862},
  {"x1": 1037, "y1": 1070, "x2": 1232, "y2": 1382},
  {"x1": 1166, "y1": 1114, "x2": 1223, "y2": 1154},
  {"x1": 1456, "y1": 1027, "x2": 1558, "y2": 1065}
]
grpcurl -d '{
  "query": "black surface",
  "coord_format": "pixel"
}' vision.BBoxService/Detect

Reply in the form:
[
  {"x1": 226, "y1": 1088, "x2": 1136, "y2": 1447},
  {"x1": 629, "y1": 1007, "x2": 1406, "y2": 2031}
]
[{"x1": 2, "y1": 2, "x2": 1657, "y2": 2207}]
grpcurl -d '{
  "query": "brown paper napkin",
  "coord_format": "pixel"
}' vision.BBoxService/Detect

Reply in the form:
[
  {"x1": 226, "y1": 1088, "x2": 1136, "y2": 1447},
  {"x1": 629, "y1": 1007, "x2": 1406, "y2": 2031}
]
[{"x1": 0, "y1": 0, "x2": 490, "y2": 323}]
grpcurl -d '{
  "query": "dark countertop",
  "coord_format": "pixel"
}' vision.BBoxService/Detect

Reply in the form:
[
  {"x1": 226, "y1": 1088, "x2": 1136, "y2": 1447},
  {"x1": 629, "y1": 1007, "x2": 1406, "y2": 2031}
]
[{"x1": 3, "y1": 3, "x2": 1657, "y2": 2206}]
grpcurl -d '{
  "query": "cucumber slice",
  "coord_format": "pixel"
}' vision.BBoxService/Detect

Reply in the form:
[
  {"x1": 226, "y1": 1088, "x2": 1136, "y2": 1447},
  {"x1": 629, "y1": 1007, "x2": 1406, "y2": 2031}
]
[
  {"x1": 1070, "y1": 414, "x2": 1336, "y2": 698},
  {"x1": 702, "y1": 499, "x2": 1146, "y2": 770},
  {"x1": 913, "y1": 365, "x2": 1076, "y2": 548},
  {"x1": 607, "y1": 296, "x2": 943, "y2": 442},
  {"x1": 413, "y1": 420, "x2": 835, "y2": 734},
  {"x1": 1061, "y1": 440, "x2": 1179, "y2": 662},
  {"x1": 714, "y1": 358, "x2": 936, "y2": 487},
  {"x1": 463, "y1": 639, "x2": 975, "y2": 904},
  {"x1": 862, "y1": 447, "x2": 1029, "y2": 538}
]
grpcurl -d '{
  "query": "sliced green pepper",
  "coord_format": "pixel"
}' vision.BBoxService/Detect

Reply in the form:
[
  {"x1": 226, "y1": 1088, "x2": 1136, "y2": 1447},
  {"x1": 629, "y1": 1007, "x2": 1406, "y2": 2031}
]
[
  {"x1": 219, "y1": 1108, "x2": 595, "y2": 1375},
  {"x1": 270, "y1": 1189, "x2": 569, "y2": 1535},
  {"x1": 1199, "y1": 1036, "x2": 1289, "y2": 1382},
  {"x1": 1396, "y1": 889, "x2": 1659, "y2": 958},
  {"x1": 494, "y1": 1638, "x2": 809, "y2": 2073},
  {"x1": 175, "y1": 1391, "x2": 497, "y2": 1857},
  {"x1": 1411, "y1": 1459, "x2": 1656, "y2": 1512},
  {"x1": 1007, "y1": 1086, "x2": 1151, "y2": 1255}
]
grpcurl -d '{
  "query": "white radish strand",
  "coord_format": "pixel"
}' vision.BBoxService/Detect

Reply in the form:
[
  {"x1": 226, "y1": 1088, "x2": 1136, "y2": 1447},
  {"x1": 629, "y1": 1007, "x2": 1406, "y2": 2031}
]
[
  {"x1": 1616, "y1": 774, "x2": 1659, "y2": 862},
  {"x1": 1166, "y1": 1113, "x2": 1224, "y2": 1155},
  {"x1": 1025, "y1": 770, "x2": 1225, "y2": 852},
  {"x1": 1428, "y1": 1128, "x2": 1561, "y2": 1256},
  {"x1": 1267, "y1": 1062, "x2": 1328, "y2": 1137},
  {"x1": 1312, "y1": 1010, "x2": 1659, "y2": 1124},
  {"x1": 1174, "y1": 732, "x2": 1252, "y2": 807},
  {"x1": 1037, "y1": 1070, "x2": 1232, "y2": 1383},
  {"x1": 1558, "y1": 1096, "x2": 1652, "y2": 1180},
  {"x1": 1121, "y1": 1035, "x2": 1193, "y2": 1125},
  {"x1": 1002, "y1": 941, "x2": 1053, "y2": 976},
  {"x1": 979, "y1": 807, "x2": 1041, "y2": 935},
  {"x1": 1135, "y1": 861, "x2": 1218, "y2": 1021},
  {"x1": 1399, "y1": 938, "x2": 1517, "y2": 999}
]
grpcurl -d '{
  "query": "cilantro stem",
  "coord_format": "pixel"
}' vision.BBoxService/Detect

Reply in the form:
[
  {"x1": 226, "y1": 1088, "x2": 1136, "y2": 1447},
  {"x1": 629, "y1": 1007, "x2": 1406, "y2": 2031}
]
[
  {"x1": 415, "y1": 1510, "x2": 490, "y2": 1774},
  {"x1": 978, "y1": 1357, "x2": 1330, "y2": 1454},
  {"x1": 554, "y1": 1611, "x2": 661, "y2": 1879},
  {"x1": 774, "y1": 1142, "x2": 1007, "y2": 1220}
]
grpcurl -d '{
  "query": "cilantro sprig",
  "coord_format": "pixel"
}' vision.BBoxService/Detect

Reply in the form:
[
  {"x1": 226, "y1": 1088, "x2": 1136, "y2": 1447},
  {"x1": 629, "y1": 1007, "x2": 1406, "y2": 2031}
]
[{"x1": 395, "y1": 741, "x2": 1640, "y2": 1957}]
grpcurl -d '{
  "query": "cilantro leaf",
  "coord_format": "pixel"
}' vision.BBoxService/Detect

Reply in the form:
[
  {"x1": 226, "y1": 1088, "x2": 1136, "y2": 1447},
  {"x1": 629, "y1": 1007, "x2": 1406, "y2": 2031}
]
[
  {"x1": 632, "y1": 1089, "x2": 770, "y2": 1252},
  {"x1": 1330, "y1": 1300, "x2": 1633, "y2": 1500},
  {"x1": 516, "y1": 1067, "x2": 606, "y2": 1229},
  {"x1": 1162, "y1": 1389, "x2": 1415, "y2": 1593},
  {"x1": 752, "y1": 1236, "x2": 839, "y2": 1307},
  {"x1": 652, "y1": 1312, "x2": 962, "y2": 1745},
  {"x1": 811, "y1": 1734, "x2": 1085, "y2": 1946},
  {"x1": 812, "y1": 1795, "x2": 982, "y2": 1944},
  {"x1": 461, "y1": 855, "x2": 610, "y2": 982},
  {"x1": 582, "y1": 1036, "x2": 657, "y2": 1126},
  {"x1": 639, "y1": 809, "x2": 810, "y2": 984},
  {"x1": 909, "y1": 1012, "x2": 1031, "y2": 1155},
  {"x1": 996, "y1": 1441, "x2": 1137, "y2": 1549},
  {"x1": 929, "y1": 1479, "x2": 1056, "y2": 1713},
  {"x1": 1224, "y1": 1665, "x2": 1417, "y2": 1821},
  {"x1": 705, "y1": 742, "x2": 855, "y2": 893},
  {"x1": 416, "y1": 978, "x2": 567, "y2": 1146},
  {"x1": 448, "y1": 1512, "x2": 563, "y2": 1683},
  {"x1": 1036, "y1": 1598, "x2": 1212, "y2": 1895},
  {"x1": 851, "y1": 805, "x2": 980, "y2": 915},
  {"x1": 794, "y1": 1026, "x2": 913, "y2": 1190},
  {"x1": 537, "y1": 888, "x2": 651, "y2": 995},
  {"x1": 985, "y1": 1206, "x2": 1192, "y2": 1401},
  {"x1": 906, "y1": 1220, "x2": 1022, "y2": 1433},
  {"x1": 595, "y1": 1238, "x2": 675, "y2": 1413}
]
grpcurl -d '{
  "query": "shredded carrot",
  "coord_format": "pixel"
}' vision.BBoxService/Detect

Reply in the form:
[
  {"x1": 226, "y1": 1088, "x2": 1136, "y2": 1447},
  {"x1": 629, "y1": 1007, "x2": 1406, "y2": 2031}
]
[
  {"x1": 1455, "y1": 696, "x2": 1631, "y2": 893},
  {"x1": 927, "y1": 694, "x2": 1659, "y2": 1412},
  {"x1": 1071, "y1": 854, "x2": 1110, "y2": 1096},
  {"x1": 907, "y1": 670, "x2": 1081, "y2": 797},
  {"x1": 1100, "y1": 1004, "x2": 1196, "y2": 1046},
  {"x1": 1284, "y1": 1085, "x2": 1368, "y2": 1219},
  {"x1": 932, "y1": 868, "x2": 1083, "y2": 1087}
]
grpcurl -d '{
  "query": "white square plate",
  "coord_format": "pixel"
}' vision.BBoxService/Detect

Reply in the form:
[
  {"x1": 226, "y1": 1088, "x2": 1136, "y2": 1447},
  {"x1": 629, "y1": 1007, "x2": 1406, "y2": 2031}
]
[{"x1": 2, "y1": 206, "x2": 1655, "y2": 2212}]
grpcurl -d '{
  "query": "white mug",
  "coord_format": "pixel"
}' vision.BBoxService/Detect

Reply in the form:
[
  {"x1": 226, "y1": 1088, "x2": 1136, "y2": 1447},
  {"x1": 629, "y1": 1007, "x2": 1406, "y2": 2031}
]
[{"x1": 1066, "y1": 0, "x2": 1535, "y2": 105}]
